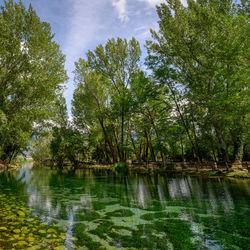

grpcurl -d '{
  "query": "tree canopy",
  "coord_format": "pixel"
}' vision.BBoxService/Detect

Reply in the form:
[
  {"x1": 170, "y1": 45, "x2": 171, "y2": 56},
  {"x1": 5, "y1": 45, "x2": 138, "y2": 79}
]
[
  {"x1": 146, "y1": 0, "x2": 249, "y2": 164},
  {"x1": 1, "y1": 0, "x2": 249, "y2": 168},
  {"x1": 0, "y1": 0, "x2": 67, "y2": 164}
]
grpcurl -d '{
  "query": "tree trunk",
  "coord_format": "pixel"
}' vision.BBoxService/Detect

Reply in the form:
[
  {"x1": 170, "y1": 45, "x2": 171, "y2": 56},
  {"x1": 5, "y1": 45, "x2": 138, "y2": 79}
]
[
  {"x1": 212, "y1": 148, "x2": 217, "y2": 162},
  {"x1": 180, "y1": 137, "x2": 184, "y2": 162},
  {"x1": 148, "y1": 131, "x2": 156, "y2": 161},
  {"x1": 233, "y1": 142, "x2": 244, "y2": 169},
  {"x1": 99, "y1": 119, "x2": 117, "y2": 163},
  {"x1": 166, "y1": 82, "x2": 201, "y2": 164},
  {"x1": 2, "y1": 145, "x2": 17, "y2": 167},
  {"x1": 147, "y1": 110, "x2": 166, "y2": 168},
  {"x1": 214, "y1": 127, "x2": 230, "y2": 163},
  {"x1": 130, "y1": 131, "x2": 140, "y2": 161},
  {"x1": 235, "y1": 143, "x2": 244, "y2": 162},
  {"x1": 113, "y1": 127, "x2": 122, "y2": 161},
  {"x1": 190, "y1": 111, "x2": 202, "y2": 162},
  {"x1": 103, "y1": 142, "x2": 111, "y2": 163},
  {"x1": 145, "y1": 137, "x2": 149, "y2": 167},
  {"x1": 144, "y1": 129, "x2": 156, "y2": 162},
  {"x1": 139, "y1": 142, "x2": 143, "y2": 160},
  {"x1": 121, "y1": 107, "x2": 125, "y2": 162},
  {"x1": 124, "y1": 120, "x2": 131, "y2": 162}
]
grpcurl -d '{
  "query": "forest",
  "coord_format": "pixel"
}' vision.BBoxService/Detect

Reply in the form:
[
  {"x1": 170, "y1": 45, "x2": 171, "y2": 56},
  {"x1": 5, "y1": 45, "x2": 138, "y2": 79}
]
[{"x1": 0, "y1": 0, "x2": 249, "y2": 169}]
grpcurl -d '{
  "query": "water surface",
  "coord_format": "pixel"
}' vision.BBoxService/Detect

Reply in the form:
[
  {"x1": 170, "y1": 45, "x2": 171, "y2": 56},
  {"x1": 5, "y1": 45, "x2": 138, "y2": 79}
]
[{"x1": 0, "y1": 167, "x2": 249, "y2": 249}]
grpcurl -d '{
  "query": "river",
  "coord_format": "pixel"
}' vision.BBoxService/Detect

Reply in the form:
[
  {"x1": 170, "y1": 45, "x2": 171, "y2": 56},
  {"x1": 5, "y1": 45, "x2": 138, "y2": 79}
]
[{"x1": 0, "y1": 166, "x2": 249, "y2": 249}]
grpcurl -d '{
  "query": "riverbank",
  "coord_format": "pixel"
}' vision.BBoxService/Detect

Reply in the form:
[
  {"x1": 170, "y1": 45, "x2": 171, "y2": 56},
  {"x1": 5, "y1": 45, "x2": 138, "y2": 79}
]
[
  {"x1": 81, "y1": 164, "x2": 250, "y2": 178},
  {"x1": 0, "y1": 158, "x2": 33, "y2": 173},
  {"x1": 33, "y1": 160, "x2": 250, "y2": 179},
  {"x1": 0, "y1": 163, "x2": 20, "y2": 173},
  {"x1": 2, "y1": 159, "x2": 249, "y2": 179}
]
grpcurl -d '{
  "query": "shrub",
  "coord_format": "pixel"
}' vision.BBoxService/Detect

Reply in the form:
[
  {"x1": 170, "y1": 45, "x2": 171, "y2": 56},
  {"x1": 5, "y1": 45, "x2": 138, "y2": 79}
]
[{"x1": 113, "y1": 162, "x2": 128, "y2": 173}]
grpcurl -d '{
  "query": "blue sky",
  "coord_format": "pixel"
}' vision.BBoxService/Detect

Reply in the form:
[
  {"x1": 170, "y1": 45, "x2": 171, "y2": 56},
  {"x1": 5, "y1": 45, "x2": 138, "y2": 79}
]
[{"x1": 1, "y1": 0, "x2": 186, "y2": 112}]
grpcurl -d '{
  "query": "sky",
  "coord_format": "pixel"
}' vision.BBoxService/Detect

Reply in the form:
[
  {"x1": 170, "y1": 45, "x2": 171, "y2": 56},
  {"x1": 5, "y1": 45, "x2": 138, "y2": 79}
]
[{"x1": 1, "y1": 0, "x2": 186, "y2": 112}]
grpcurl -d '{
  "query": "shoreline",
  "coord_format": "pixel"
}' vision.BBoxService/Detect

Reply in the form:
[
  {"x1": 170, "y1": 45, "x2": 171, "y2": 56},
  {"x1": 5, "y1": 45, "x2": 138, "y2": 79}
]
[
  {"x1": 0, "y1": 164, "x2": 21, "y2": 173},
  {"x1": 80, "y1": 165, "x2": 250, "y2": 179},
  {"x1": 1, "y1": 160, "x2": 249, "y2": 179},
  {"x1": 32, "y1": 161, "x2": 250, "y2": 179}
]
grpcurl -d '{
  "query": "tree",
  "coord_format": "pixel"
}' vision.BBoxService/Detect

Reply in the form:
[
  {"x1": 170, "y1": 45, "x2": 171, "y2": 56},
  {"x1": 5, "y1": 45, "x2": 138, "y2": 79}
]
[
  {"x1": 50, "y1": 126, "x2": 85, "y2": 169},
  {"x1": 0, "y1": 0, "x2": 67, "y2": 164},
  {"x1": 73, "y1": 37, "x2": 141, "y2": 163},
  {"x1": 146, "y1": 0, "x2": 249, "y2": 164},
  {"x1": 31, "y1": 131, "x2": 53, "y2": 162},
  {"x1": 50, "y1": 97, "x2": 86, "y2": 169}
]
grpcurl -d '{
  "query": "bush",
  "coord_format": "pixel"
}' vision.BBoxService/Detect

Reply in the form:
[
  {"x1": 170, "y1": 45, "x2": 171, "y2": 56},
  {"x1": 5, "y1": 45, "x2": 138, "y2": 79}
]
[{"x1": 113, "y1": 162, "x2": 128, "y2": 173}]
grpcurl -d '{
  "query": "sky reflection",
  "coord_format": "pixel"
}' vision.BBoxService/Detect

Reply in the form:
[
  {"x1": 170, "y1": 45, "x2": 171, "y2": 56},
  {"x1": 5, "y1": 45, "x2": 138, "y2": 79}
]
[{"x1": 1, "y1": 167, "x2": 249, "y2": 249}]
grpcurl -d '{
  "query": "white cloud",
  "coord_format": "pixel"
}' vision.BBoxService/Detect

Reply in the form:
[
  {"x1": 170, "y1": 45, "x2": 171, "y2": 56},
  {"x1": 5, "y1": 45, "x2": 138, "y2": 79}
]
[
  {"x1": 112, "y1": 0, "x2": 129, "y2": 23},
  {"x1": 134, "y1": 24, "x2": 154, "y2": 40},
  {"x1": 135, "y1": 25, "x2": 149, "y2": 32},
  {"x1": 139, "y1": 0, "x2": 163, "y2": 7},
  {"x1": 62, "y1": 0, "x2": 109, "y2": 111},
  {"x1": 63, "y1": 0, "x2": 103, "y2": 68},
  {"x1": 138, "y1": 0, "x2": 188, "y2": 7}
]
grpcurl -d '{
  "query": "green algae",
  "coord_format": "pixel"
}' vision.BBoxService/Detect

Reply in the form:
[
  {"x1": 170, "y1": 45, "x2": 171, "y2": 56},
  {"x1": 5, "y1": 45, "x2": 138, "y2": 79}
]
[
  {"x1": 0, "y1": 194, "x2": 70, "y2": 249},
  {"x1": 194, "y1": 212, "x2": 250, "y2": 249},
  {"x1": 75, "y1": 211, "x2": 101, "y2": 221},
  {"x1": 154, "y1": 219, "x2": 197, "y2": 249},
  {"x1": 106, "y1": 208, "x2": 134, "y2": 217},
  {"x1": 92, "y1": 200, "x2": 118, "y2": 211},
  {"x1": 72, "y1": 223, "x2": 103, "y2": 249},
  {"x1": 140, "y1": 211, "x2": 179, "y2": 221},
  {"x1": 1, "y1": 167, "x2": 250, "y2": 249}
]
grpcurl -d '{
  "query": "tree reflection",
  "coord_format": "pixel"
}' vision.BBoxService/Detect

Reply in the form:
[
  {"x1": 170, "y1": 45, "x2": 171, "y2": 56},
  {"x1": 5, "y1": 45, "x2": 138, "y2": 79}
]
[{"x1": 1, "y1": 167, "x2": 249, "y2": 249}]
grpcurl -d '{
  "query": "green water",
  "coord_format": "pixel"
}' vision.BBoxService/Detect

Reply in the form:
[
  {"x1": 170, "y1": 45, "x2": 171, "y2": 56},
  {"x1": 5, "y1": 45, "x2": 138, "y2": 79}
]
[{"x1": 0, "y1": 167, "x2": 249, "y2": 249}]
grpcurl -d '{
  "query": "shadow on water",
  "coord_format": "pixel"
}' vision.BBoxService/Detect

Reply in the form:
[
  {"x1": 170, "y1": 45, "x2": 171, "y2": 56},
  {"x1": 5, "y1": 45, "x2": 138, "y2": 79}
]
[{"x1": 0, "y1": 166, "x2": 250, "y2": 249}]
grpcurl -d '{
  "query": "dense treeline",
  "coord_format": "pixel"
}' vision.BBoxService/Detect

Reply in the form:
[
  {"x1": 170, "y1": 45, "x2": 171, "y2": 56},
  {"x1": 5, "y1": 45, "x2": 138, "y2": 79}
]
[
  {"x1": 1, "y1": 0, "x2": 249, "y2": 168},
  {"x1": 70, "y1": 0, "x2": 250, "y2": 166}
]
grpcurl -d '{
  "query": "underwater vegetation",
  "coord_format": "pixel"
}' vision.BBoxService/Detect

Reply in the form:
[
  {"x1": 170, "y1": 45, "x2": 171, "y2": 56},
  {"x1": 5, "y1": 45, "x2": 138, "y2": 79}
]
[
  {"x1": 0, "y1": 167, "x2": 250, "y2": 249},
  {"x1": 0, "y1": 194, "x2": 70, "y2": 249}
]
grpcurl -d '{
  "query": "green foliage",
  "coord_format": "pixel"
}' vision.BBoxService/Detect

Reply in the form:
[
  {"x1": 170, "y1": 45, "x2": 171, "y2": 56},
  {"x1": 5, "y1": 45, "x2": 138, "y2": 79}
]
[
  {"x1": 31, "y1": 132, "x2": 52, "y2": 162},
  {"x1": 50, "y1": 126, "x2": 85, "y2": 168},
  {"x1": 113, "y1": 162, "x2": 128, "y2": 173},
  {"x1": 146, "y1": 0, "x2": 250, "y2": 163},
  {"x1": 72, "y1": 37, "x2": 142, "y2": 163},
  {"x1": 1, "y1": 0, "x2": 249, "y2": 167},
  {"x1": 72, "y1": 1, "x2": 249, "y2": 166},
  {"x1": 0, "y1": 0, "x2": 67, "y2": 164}
]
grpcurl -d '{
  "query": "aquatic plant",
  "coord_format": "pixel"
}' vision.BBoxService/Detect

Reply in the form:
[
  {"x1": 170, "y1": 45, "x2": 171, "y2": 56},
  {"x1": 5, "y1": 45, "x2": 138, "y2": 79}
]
[
  {"x1": 72, "y1": 223, "x2": 102, "y2": 249},
  {"x1": 0, "y1": 194, "x2": 69, "y2": 249},
  {"x1": 1, "y1": 167, "x2": 250, "y2": 249}
]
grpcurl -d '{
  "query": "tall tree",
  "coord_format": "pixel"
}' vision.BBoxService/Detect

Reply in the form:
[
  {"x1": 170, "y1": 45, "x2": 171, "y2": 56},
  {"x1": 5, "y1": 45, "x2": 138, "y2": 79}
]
[
  {"x1": 0, "y1": 0, "x2": 67, "y2": 164},
  {"x1": 73, "y1": 37, "x2": 141, "y2": 163},
  {"x1": 146, "y1": 0, "x2": 249, "y2": 164}
]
